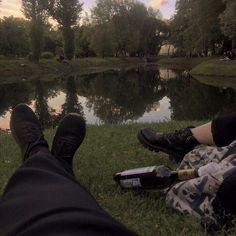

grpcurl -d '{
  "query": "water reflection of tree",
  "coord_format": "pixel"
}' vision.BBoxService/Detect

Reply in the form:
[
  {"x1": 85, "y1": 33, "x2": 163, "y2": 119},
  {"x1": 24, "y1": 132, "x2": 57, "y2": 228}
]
[
  {"x1": 34, "y1": 80, "x2": 60, "y2": 129},
  {"x1": 55, "y1": 77, "x2": 84, "y2": 122},
  {"x1": 77, "y1": 68, "x2": 166, "y2": 123},
  {"x1": 165, "y1": 78, "x2": 236, "y2": 120},
  {"x1": 0, "y1": 82, "x2": 33, "y2": 116}
]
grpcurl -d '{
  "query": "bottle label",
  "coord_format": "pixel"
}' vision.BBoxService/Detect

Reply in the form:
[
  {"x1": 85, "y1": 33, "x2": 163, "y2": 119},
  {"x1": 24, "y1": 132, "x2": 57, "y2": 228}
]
[
  {"x1": 120, "y1": 178, "x2": 141, "y2": 188},
  {"x1": 178, "y1": 169, "x2": 196, "y2": 181},
  {"x1": 121, "y1": 166, "x2": 156, "y2": 176}
]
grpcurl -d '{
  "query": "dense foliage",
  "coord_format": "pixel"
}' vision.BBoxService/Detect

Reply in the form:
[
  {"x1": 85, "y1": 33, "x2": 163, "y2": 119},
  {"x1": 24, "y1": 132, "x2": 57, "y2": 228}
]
[
  {"x1": 0, "y1": 0, "x2": 236, "y2": 60},
  {"x1": 49, "y1": 0, "x2": 83, "y2": 60},
  {"x1": 170, "y1": 0, "x2": 236, "y2": 56}
]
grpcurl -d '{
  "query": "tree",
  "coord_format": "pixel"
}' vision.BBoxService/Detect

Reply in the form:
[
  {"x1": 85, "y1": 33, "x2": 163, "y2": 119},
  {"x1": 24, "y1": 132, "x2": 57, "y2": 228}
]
[
  {"x1": 170, "y1": 0, "x2": 225, "y2": 56},
  {"x1": 91, "y1": 0, "x2": 166, "y2": 57},
  {"x1": 50, "y1": 0, "x2": 83, "y2": 60},
  {"x1": 43, "y1": 26, "x2": 63, "y2": 54},
  {"x1": 0, "y1": 17, "x2": 30, "y2": 57},
  {"x1": 139, "y1": 17, "x2": 169, "y2": 56},
  {"x1": 220, "y1": 0, "x2": 236, "y2": 53},
  {"x1": 22, "y1": 0, "x2": 49, "y2": 62},
  {"x1": 75, "y1": 25, "x2": 95, "y2": 57},
  {"x1": 90, "y1": 23, "x2": 115, "y2": 57}
]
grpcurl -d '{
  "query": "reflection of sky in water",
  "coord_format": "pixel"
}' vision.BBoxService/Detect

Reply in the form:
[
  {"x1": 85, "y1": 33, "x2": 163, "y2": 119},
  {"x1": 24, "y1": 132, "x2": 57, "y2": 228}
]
[
  {"x1": 137, "y1": 97, "x2": 171, "y2": 123},
  {"x1": 48, "y1": 92, "x2": 101, "y2": 125},
  {"x1": 0, "y1": 93, "x2": 171, "y2": 130},
  {"x1": 159, "y1": 68, "x2": 177, "y2": 80},
  {"x1": 1, "y1": 67, "x2": 234, "y2": 130}
]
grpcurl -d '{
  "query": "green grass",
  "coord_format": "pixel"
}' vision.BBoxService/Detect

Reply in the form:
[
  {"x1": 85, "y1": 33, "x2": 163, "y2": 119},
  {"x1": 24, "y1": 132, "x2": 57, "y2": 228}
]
[
  {"x1": 191, "y1": 59, "x2": 236, "y2": 77},
  {"x1": 193, "y1": 75, "x2": 236, "y2": 90},
  {"x1": 157, "y1": 57, "x2": 213, "y2": 70},
  {"x1": 2, "y1": 121, "x2": 235, "y2": 236},
  {"x1": 0, "y1": 57, "x2": 143, "y2": 83}
]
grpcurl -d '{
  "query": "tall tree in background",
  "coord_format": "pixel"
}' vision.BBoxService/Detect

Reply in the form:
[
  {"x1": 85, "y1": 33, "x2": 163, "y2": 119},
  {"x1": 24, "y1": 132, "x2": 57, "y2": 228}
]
[
  {"x1": 139, "y1": 11, "x2": 169, "y2": 56},
  {"x1": 171, "y1": 0, "x2": 225, "y2": 56},
  {"x1": 90, "y1": 0, "x2": 167, "y2": 57},
  {"x1": 220, "y1": 0, "x2": 236, "y2": 53},
  {"x1": 0, "y1": 17, "x2": 30, "y2": 57},
  {"x1": 22, "y1": 0, "x2": 48, "y2": 62},
  {"x1": 189, "y1": 0, "x2": 225, "y2": 56},
  {"x1": 50, "y1": 0, "x2": 83, "y2": 60},
  {"x1": 170, "y1": 0, "x2": 191, "y2": 55}
]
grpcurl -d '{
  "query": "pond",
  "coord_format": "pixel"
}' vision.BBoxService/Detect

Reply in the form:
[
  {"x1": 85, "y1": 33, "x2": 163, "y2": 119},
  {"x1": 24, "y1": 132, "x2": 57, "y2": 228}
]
[{"x1": 1, "y1": 65, "x2": 236, "y2": 131}]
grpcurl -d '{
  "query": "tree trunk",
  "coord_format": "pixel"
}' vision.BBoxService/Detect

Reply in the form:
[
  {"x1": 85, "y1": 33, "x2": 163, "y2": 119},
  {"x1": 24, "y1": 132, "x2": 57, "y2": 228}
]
[
  {"x1": 30, "y1": 21, "x2": 43, "y2": 63},
  {"x1": 63, "y1": 27, "x2": 75, "y2": 60},
  {"x1": 232, "y1": 39, "x2": 236, "y2": 54}
]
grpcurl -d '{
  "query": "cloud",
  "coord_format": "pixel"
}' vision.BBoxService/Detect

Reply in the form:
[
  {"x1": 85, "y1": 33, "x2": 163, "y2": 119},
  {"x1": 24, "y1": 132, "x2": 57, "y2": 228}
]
[
  {"x1": 0, "y1": 0, "x2": 23, "y2": 18},
  {"x1": 147, "y1": 0, "x2": 169, "y2": 8}
]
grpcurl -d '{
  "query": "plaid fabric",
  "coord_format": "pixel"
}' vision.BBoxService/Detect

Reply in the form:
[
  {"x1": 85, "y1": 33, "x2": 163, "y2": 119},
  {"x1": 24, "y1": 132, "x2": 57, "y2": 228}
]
[{"x1": 166, "y1": 141, "x2": 236, "y2": 222}]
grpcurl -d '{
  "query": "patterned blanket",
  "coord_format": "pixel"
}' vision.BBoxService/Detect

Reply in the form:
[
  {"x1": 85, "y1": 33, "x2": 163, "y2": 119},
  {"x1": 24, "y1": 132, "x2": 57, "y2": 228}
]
[{"x1": 166, "y1": 141, "x2": 236, "y2": 224}]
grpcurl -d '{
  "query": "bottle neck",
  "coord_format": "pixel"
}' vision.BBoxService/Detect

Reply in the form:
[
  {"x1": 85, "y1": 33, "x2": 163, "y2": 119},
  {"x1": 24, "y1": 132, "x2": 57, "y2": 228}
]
[{"x1": 171, "y1": 169, "x2": 198, "y2": 181}]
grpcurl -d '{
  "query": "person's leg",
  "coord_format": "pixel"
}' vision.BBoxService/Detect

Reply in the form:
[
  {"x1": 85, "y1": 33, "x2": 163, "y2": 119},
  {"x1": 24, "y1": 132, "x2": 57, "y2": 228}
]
[
  {"x1": 192, "y1": 112, "x2": 236, "y2": 147},
  {"x1": 138, "y1": 112, "x2": 236, "y2": 161},
  {"x1": 0, "y1": 104, "x2": 136, "y2": 236},
  {"x1": 211, "y1": 112, "x2": 236, "y2": 147},
  {"x1": 190, "y1": 122, "x2": 214, "y2": 145},
  {"x1": 138, "y1": 126, "x2": 200, "y2": 162},
  {"x1": 0, "y1": 153, "x2": 135, "y2": 236}
]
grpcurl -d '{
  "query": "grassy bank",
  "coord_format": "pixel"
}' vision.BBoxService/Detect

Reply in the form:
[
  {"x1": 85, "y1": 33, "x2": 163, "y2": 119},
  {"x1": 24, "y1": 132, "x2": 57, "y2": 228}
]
[
  {"x1": 0, "y1": 57, "x2": 144, "y2": 82},
  {"x1": 191, "y1": 59, "x2": 236, "y2": 77},
  {"x1": 157, "y1": 57, "x2": 212, "y2": 70},
  {"x1": 158, "y1": 57, "x2": 236, "y2": 78},
  {"x1": 193, "y1": 75, "x2": 236, "y2": 90},
  {"x1": 2, "y1": 121, "x2": 235, "y2": 236}
]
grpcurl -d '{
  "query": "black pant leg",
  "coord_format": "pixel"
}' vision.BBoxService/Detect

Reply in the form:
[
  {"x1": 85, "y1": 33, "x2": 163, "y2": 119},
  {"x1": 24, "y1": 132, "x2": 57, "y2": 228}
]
[
  {"x1": 212, "y1": 112, "x2": 236, "y2": 146},
  {"x1": 0, "y1": 152, "x2": 136, "y2": 236}
]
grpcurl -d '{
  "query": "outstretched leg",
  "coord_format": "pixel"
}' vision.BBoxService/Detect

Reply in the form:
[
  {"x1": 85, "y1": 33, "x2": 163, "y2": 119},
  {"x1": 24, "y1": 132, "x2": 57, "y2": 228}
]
[
  {"x1": 0, "y1": 104, "x2": 136, "y2": 236},
  {"x1": 138, "y1": 112, "x2": 236, "y2": 161}
]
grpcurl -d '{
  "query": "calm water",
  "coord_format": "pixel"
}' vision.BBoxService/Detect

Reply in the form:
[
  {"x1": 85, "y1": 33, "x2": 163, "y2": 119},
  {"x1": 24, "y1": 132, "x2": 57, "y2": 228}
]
[{"x1": 1, "y1": 66, "x2": 236, "y2": 130}]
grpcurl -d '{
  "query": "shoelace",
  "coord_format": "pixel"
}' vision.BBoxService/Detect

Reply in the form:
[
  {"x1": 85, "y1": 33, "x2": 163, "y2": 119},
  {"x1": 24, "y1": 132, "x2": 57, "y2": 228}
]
[
  {"x1": 163, "y1": 129, "x2": 184, "y2": 144},
  {"x1": 24, "y1": 135, "x2": 48, "y2": 160},
  {"x1": 53, "y1": 136, "x2": 78, "y2": 159}
]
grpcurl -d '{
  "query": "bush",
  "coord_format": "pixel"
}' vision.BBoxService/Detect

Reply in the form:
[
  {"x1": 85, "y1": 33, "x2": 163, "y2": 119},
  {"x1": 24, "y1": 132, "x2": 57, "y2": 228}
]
[
  {"x1": 28, "y1": 53, "x2": 34, "y2": 61},
  {"x1": 41, "y1": 52, "x2": 54, "y2": 59},
  {"x1": 0, "y1": 55, "x2": 7, "y2": 60}
]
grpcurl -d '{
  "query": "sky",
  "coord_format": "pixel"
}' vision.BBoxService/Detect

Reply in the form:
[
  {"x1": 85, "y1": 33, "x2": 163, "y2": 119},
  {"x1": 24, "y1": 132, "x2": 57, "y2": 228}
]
[{"x1": 0, "y1": 0, "x2": 176, "y2": 19}]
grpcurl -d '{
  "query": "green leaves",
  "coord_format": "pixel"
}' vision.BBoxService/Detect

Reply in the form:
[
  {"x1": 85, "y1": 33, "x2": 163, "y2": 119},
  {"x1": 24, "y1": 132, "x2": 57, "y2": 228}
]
[
  {"x1": 49, "y1": 0, "x2": 83, "y2": 60},
  {"x1": 89, "y1": 0, "x2": 168, "y2": 57},
  {"x1": 220, "y1": 0, "x2": 236, "y2": 40},
  {"x1": 171, "y1": 0, "x2": 226, "y2": 56}
]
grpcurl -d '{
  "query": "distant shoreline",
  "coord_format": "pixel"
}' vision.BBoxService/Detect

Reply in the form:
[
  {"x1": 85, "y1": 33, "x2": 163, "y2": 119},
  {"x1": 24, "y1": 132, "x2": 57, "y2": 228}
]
[
  {"x1": 158, "y1": 57, "x2": 236, "y2": 78},
  {"x1": 0, "y1": 57, "x2": 145, "y2": 83}
]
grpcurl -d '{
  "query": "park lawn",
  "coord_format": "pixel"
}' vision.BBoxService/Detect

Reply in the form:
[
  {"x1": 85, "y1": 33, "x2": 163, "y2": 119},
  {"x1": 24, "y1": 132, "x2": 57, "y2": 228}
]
[
  {"x1": 157, "y1": 57, "x2": 213, "y2": 70},
  {"x1": 191, "y1": 59, "x2": 236, "y2": 77},
  {"x1": 1, "y1": 121, "x2": 236, "y2": 236},
  {"x1": 0, "y1": 57, "x2": 143, "y2": 83}
]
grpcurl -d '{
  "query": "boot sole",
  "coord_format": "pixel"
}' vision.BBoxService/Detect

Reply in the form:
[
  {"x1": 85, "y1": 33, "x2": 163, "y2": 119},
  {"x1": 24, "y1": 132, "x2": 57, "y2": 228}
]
[{"x1": 137, "y1": 130, "x2": 183, "y2": 161}]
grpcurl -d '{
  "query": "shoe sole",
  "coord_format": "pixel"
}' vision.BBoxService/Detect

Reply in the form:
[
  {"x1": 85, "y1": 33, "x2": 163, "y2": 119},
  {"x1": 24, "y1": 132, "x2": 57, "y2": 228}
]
[{"x1": 137, "y1": 130, "x2": 183, "y2": 161}]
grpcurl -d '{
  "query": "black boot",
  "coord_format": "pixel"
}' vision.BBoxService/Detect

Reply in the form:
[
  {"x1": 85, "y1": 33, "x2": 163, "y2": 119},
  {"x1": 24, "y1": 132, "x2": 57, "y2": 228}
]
[
  {"x1": 138, "y1": 127, "x2": 199, "y2": 162},
  {"x1": 51, "y1": 114, "x2": 86, "y2": 165},
  {"x1": 10, "y1": 104, "x2": 49, "y2": 161}
]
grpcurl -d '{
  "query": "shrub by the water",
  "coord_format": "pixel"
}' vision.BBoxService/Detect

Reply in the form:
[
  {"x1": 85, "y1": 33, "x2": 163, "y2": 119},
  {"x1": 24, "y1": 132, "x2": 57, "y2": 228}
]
[{"x1": 41, "y1": 52, "x2": 54, "y2": 59}]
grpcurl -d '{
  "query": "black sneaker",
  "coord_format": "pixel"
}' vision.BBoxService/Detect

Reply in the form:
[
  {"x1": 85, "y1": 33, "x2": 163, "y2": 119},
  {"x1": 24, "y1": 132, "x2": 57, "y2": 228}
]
[
  {"x1": 51, "y1": 114, "x2": 86, "y2": 165},
  {"x1": 10, "y1": 104, "x2": 49, "y2": 161},
  {"x1": 138, "y1": 127, "x2": 199, "y2": 162}
]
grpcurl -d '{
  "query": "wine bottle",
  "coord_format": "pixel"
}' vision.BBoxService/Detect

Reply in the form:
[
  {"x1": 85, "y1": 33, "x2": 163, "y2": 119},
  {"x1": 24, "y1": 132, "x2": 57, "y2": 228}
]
[{"x1": 114, "y1": 165, "x2": 198, "y2": 190}]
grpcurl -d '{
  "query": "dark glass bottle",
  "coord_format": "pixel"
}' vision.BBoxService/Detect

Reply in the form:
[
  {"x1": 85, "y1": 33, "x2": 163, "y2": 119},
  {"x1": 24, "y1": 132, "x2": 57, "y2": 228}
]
[{"x1": 114, "y1": 165, "x2": 198, "y2": 190}]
